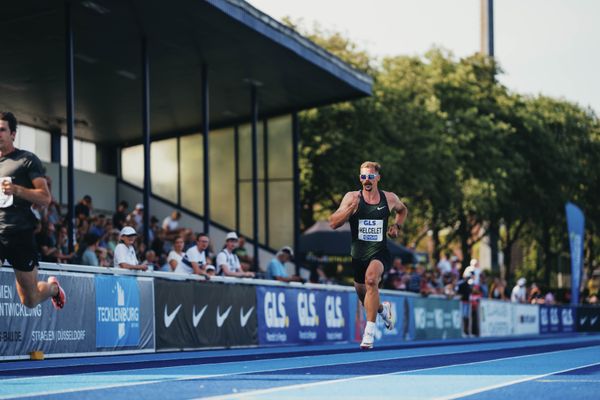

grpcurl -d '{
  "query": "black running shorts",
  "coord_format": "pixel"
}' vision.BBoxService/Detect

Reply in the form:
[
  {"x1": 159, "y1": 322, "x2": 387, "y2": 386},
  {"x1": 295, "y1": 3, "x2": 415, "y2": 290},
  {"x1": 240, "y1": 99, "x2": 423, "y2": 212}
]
[
  {"x1": 0, "y1": 230, "x2": 39, "y2": 272},
  {"x1": 352, "y1": 249, "x2": 391, "y2": 284}
]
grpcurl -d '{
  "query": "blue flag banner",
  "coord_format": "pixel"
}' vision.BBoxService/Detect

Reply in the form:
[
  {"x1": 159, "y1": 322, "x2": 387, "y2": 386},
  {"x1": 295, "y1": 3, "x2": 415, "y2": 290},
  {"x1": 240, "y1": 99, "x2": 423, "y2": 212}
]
[{"x1": 565, "y1": 202, "x2": 585, "y2": 305}]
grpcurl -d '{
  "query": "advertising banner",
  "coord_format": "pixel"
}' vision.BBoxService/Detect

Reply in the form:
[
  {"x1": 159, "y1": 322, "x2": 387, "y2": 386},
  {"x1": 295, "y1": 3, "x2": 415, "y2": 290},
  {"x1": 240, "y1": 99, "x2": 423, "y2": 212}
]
[
  {"x1": 565, "y1": 202, "x2": 585, "y2": 305},
  {"x1": 349, "y1": 292, "x2": 414, "y2": 344},
  {"x1": 539, "y1": 305, "x2": 575, "y2": 334},
  {"x1": 576, "y1": 306, "x2": 600, "y2": 332},
  {"x1": 155, "y1": 279, "x2": 257, "y2": 349},
  {"x1": 413, "y1": 297, "x2": 462, "y2": 340},
  {"x1": 95, "y1": 275, "x2": 154, "y2": 351},
  {"x1": 256, "y1": 286, "x2": 350, "y2": 345},
  {"x1": 512, "y1": 304, "x2": 539, "y2": 335},
  {"x1": 479, "y1": 299, "x2": 513, "y2": 337},
  {"x1": 0, "y1": 270, "x2": 95, "y2": 358}
]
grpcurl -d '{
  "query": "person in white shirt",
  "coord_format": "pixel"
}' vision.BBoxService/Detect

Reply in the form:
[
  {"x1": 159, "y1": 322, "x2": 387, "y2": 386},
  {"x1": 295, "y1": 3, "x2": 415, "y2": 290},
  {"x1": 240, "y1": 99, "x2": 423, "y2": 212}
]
[
  {"x1": 179, "y1": 232, "x2": 212, "y2": 277},
  {"x1": 216, "y1": 232, "x2": 254, "y2": 278},
  {"x1": 167, "y1": 236, "x2": 185, "y2": 272},
  {"x1": 511, "y1": 277, "x2": 527, "y2": 303},
  {"x1": 113, "y1": 226, "x2": 147, "y2": 271}
]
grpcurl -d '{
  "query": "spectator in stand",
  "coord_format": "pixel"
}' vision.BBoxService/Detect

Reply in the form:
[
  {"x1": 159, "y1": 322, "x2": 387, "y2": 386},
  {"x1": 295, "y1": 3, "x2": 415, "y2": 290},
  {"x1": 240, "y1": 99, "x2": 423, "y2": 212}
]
[
  {"x1": 35, "y1": 222, "x2": 60, "y2": 263},
  {"x1": 479, "y1": 272, "x2": 489, "y2": 298},
  {"x1": 80, "y1": 233, "x2": 100, "y2": 266},
  {"x1": 167, "y1": 237, "x2": 186, "y2": 272},
  {"x1": 113, "y1": 226, "x2": 147, "y2": 271},
  {"x1": 407, "y1": 265, "x2": 424, "y2": 293},
  {"x1": 55, "y1": 224, "x2": 74, "y2": 263},
  {"x1": 420, "y1": 270, "x2": 441, "y2": 296},
  {"x1": 130, "y1": 203, "x2": 144, "y2": 233},
  {"x1": 112, "y1": 200, "x2": 129, "y2": 230},
  {"x1": 437, "y1": 252, "x2": 452, "y2": 276},
  {"x1": 456, "y1": 266, "x2": 474, "y2": 336},
  {"x1": 74, "y1": 194, "x2": 93, "y2": 220},
  {"x1": 234, "y1": 235, "x2": 254, "y2": 272},
  {"x1": 89, "y1": 214, "x2": 107, "y2": 240},
  {"x1": 180, "y1": 232, "x2": 212, "y2": 277},
  {"x1": 266, "y1": 246, "x2": 303, "y2": 282},
  {"x1": 443, "y1": 272, "x2": 457, "y2": 298},
  {"x1": 469, "y1": 258, "x2": 482, "y2": 285},
  {"x1": 450, "y1": 256, "x2": 461, "y2": 278},
  {"x1": 216, "y1": 232, "x2": 255, "y2": 278},
  {"x1": 162, "y1": 210, "x2": 183, "y2": 241},
  {"x1": 489, "y1": 277, "x2": 507, "y2": 300},
  {"x1": 142, "y1": 250, "x2": 157, "y2": 271},
  {"x1": 205, "y1": 264, "x2": 216, "y2": 277},
  {"x1": 510, "y1": 277, "x2": 527, "y2": 303},
  {"x1": 528, "y1": 282, "x2": 544, "y2": 304},
  {"x1": 544, "y1": 290, "x2": 556, "y2": 305}
]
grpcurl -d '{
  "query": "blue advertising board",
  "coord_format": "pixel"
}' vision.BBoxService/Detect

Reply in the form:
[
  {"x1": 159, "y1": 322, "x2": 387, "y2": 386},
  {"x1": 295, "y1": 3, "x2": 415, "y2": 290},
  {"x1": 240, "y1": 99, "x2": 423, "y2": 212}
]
[
  {"x1": 539, "y1": 305, "x2": 575, "y2": 334},
  {"x1": 95, "y1": 275, "x2": 140, "y2": 348},
  {"x1": 256, "y1": 286, "x2": 349, "y2": 345}
]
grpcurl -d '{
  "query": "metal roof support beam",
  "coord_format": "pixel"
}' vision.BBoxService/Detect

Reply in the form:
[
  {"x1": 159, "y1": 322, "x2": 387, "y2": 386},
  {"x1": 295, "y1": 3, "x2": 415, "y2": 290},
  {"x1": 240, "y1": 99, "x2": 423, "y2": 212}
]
[
  {"x1": 142, "y1": 35, "x2": 151, "y2": 249},
  {"x1": 250, "y1": 84, "x2": 259, "y2": 268},
  {"x1": 263, "y1": 119, "x2": 269, "y2": 248},
  {"x1": 202, "y1": 64, "x2": 210, "y2": 234},
  {"x1": 292, "y1": 112, "x2": 301, "y2": 274},
  {"x1": 64, "y1": 0, "x2": 75, "y2": 253}
]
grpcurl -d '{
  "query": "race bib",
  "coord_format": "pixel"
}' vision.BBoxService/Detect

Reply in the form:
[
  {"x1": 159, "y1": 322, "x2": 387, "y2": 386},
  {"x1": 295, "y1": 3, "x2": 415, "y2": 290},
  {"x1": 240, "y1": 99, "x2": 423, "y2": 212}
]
[
  {"x1": 0, "y1": 177, "x2": 13, "y2": 208},
  {"x1": 358, "y1": 219, "x2": 383, "y2": 242}
]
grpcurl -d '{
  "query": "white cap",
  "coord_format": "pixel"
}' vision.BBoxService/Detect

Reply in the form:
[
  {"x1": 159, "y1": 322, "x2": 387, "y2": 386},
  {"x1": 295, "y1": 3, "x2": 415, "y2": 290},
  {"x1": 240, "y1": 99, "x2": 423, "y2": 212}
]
[
  {"x1": 279, "y1": 246, "x2": 294, "y2": 259},
  {"x1": 135, "y1": 203, "x2": 144, "y2": 210},
  {"x1": 120, "y1": 226, "x2": 137, "y2": 236},
  {"x1": 517, "y1": 277, "x2": 526, "y2": 287},
  {"x1": 205, "y1": 265, "x2": 216, "y2": 271},
  {"x1": 225, "y1": 232, "x2": 239, "y2": 241},
  {"x1": 470, "y1": 259, "x2": 479, "y2": 267}
]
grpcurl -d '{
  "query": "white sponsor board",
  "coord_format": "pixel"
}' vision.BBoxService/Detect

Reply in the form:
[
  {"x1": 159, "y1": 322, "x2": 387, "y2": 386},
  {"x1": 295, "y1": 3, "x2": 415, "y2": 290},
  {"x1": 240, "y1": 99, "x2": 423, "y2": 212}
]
[
  {"x1": 479, "y1": 299, "x2": 513, "y2": 337},
  {"x1": 512, "y1": 303, "x2": 540, "y2": 335}
]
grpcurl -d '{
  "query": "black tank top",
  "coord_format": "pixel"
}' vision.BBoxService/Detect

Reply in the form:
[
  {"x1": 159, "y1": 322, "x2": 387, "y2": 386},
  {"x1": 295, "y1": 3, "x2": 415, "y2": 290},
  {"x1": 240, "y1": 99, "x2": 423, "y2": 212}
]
[{"x1": 349, "y1": 189, "x2": 390, "y2": 260}]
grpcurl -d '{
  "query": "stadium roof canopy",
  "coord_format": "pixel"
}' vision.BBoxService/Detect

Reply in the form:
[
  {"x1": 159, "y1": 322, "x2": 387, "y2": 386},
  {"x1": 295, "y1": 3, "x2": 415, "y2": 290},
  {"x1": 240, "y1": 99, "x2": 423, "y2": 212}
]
[{"x1": 0, "y1": 0, "x2": 372, "y2": 144}]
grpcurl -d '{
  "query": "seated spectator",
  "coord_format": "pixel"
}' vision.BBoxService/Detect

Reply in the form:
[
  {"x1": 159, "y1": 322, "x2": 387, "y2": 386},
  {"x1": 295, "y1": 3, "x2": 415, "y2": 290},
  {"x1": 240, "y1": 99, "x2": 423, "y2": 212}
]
[
  {"x1": 266, "y1": 246, "x2": 303, "y2": 282},
  {"x1": 205, "y1": 264, "x2": 216, "y2": 277},
  {"x1": 142, "y1": 250, "x2": 158, "y2": 271},
  {"x1": 179, "y1": 233, "x2": 212, "y2": 277},
  {"x1": 113, "y1": 226, "x2": 147, "y2": 271},
  {"x1": 167, "y1": 237, "x2": 186, "y2": 272},
  {"x1": 437, "y1": 252, "x2": 452, "y2": 275},
  {"x1": 234, "y1": 235, "x2": 254, "y2": 272},
  {"x1": 81, "y1": 233, "x2": 101, "y2": 266},
  {"x1": 35, "y1": 222, "x2": 60, "y2": 262},
  {"x1": 75, "y1": 194, "x2": 93, "y2": 220},
  {"x1": 162, "y1": 210, "x2": 184, "y2": 241},
  {"x1": 129, "y1": 203, "x2": 144, "y2": 233},
  {"x1": 216, "y1": 232, "x2": 254, "y2": 278},
  {"x1": 407, "y1": 265, "x2": 424, "y2": 293},
  {"x1": 528, "y1": 282, "x2": 544, "y2": 304},
  {"x1": 489, "y1": 277, "x2": 507, "y2": 300},
  {"x1": 113, "y1": 200, "x2": 129, "y2": 230}
]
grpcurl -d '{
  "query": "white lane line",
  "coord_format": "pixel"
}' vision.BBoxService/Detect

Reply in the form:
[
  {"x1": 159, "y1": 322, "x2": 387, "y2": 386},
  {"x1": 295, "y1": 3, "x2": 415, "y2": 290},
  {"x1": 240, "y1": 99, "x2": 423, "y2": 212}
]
[
  {"x1": 436, "y1": 361, "x2": 600, "y2": 400},
  {"x1": 200, "y1": 346, "x2": 600, "y2": 400}
]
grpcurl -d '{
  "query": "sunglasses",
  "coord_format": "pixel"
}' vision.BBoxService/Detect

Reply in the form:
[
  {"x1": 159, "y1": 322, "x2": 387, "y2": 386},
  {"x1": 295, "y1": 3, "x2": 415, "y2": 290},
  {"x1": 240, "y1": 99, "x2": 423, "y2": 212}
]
[{"x1": 360, "y1": 173, "x2": 378, "y2": 180}]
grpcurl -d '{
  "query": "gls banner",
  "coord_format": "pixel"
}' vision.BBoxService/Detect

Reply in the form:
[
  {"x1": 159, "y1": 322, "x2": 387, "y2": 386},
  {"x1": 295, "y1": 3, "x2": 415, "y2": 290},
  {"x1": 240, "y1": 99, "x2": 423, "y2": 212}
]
[
  {"x1": 95, "y1": 275, "x2": 140, "y2": 348},
  {"x1": 539, "y1": 305, "x2": 575, "y2": 334},
  {"x1": 257, "y1": 286, "x2": 349, "y2": 345},
  {"x1": 0, "y1": 270, "x2": 95, "y2": 359},
  {"x1": 155, "y1": 279, "x2": 257, "y2": 349}
]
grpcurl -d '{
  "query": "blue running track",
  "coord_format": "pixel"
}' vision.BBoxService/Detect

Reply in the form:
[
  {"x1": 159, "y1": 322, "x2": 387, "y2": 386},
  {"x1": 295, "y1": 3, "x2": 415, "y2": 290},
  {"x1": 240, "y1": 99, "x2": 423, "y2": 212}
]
[{"x1": 1, "y1": 334, "x2": 599, "y2": 399}]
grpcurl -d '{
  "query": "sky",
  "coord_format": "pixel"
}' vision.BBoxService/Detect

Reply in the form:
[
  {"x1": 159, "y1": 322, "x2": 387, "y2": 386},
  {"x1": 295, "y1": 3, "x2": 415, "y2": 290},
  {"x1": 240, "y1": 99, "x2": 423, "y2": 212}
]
[{"x1": 248, "y1": 0, "x2": 600, "y2": 114}]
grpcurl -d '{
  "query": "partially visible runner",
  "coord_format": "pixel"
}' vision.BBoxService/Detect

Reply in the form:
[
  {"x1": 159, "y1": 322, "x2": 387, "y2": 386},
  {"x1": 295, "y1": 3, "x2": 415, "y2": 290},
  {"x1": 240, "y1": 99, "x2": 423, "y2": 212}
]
[
  {"x1": 329, "y1": 161, "x2": 408, "y2": 349},
  {"x1": 0, "y1": 112, "x2": 65, "y2": 309}
]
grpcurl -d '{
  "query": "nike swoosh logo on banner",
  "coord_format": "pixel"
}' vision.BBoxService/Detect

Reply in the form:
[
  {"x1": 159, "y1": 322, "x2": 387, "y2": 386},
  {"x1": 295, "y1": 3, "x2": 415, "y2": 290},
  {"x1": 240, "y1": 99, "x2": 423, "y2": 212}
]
[
  {"x1": 216, "y1": 305, "x2": 233, "y2": 327},
  {"x1": 164, "y1": 304, "x2": 182, "y2": 328},
  {"x1": 580, "y1": 317, "x2": 588, "y2": 325},
  {"x1": 377, "y1": 206, "x2": 386, "y2": 210},
  {"x1": 240, "y1": 306, "x2": 255, "y2": 327},
  {"x1": 591, "y1": 316, "x2": 599, "y2": 325},
  {"x1": 193, "y1": 305, "x2": 208, "y2": 327}
]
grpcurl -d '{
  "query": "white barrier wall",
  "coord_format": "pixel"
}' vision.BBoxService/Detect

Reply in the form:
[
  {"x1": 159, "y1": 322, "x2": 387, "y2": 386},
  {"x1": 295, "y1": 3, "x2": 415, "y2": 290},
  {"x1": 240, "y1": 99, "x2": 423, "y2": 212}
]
[{"x1": 479, "y1": 300, "x2": 540, "y2": 337}]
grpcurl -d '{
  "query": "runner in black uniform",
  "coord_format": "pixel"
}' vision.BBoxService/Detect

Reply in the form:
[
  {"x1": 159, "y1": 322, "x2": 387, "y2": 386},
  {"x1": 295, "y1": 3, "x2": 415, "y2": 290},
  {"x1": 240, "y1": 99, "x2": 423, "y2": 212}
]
[
  {"x1": 329, "y1": 161, "x2": 407, "y2": 349},
  {"x1": 0, "y1": 112, "x2": 66, "y2": 309}
]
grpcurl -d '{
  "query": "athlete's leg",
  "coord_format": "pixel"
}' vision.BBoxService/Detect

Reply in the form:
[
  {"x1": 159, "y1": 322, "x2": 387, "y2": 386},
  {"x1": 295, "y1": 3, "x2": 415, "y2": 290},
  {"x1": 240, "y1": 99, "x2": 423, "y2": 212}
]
[
  {"x1": 364, "y1": 259, "x2": 384, "y2": 323},
  {"x1": 354, "y1": 282, "x2": 366, "y2": 305},
  {"x1": 14, "y1": 268, "x2": 57, "y2": 308}
]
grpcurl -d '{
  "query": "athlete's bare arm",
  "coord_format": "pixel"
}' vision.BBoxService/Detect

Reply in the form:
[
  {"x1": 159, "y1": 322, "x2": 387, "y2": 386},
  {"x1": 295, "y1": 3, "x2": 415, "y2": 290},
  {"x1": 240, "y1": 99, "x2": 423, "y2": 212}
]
[
  {"x1": 385, "y1": 191, "x2": 408, "y2": 239},
  {"x1": 2, "y1": 177, "x2": 51, "y2": 207},
  {"x1": 329, "y1": 191, "x2": 360, "y2": 229}
]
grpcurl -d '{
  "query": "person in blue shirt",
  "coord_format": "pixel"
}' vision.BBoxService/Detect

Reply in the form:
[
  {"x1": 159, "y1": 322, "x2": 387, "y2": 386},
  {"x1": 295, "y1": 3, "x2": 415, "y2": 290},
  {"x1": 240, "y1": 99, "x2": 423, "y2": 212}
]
[{"x1": 266, "y1": 246, "x2": 303, "y2": 283}]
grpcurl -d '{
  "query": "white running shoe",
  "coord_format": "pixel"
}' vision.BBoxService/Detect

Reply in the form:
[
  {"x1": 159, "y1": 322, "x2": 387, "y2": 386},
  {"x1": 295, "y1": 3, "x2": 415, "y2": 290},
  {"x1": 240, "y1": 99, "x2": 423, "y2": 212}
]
[
  {"x1": 360, "y1": 329, "x2": 374, "y2": 349},
  {"x1": 380, "y1": 301, "x2": 394, "y2": 330}
]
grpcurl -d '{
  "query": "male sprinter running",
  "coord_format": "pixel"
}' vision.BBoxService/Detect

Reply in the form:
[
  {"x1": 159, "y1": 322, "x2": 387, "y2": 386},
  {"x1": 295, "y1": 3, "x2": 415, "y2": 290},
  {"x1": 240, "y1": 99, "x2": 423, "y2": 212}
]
[
  {"x1": 0, "y1": 112, "x2": 65, "y2": 309},
  {"x1": 329, "y1": 161, "x2": 407, "y2": 349}
]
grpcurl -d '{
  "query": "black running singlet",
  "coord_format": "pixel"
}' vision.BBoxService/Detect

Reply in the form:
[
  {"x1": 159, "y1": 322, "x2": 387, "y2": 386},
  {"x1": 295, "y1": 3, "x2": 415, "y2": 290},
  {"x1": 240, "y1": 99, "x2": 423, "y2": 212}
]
[{"x1": 349, "y1": 190, "x2": 390, "y2": 261}]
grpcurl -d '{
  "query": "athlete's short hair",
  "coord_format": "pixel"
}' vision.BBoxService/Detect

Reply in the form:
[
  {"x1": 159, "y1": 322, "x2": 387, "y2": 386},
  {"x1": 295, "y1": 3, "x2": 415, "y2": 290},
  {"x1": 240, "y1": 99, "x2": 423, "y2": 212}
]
[
  {"x1": 0, "y1": 112, "x2": 17, "y2": 133},
  {"x1": 360, "y1": 161, "x2": 381, "y2": 173}
]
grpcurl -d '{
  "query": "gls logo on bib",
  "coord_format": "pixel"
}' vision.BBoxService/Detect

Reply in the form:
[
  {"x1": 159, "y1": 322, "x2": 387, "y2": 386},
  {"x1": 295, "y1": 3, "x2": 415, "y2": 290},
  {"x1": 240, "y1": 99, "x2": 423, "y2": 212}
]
[{"x1": 358, "y1": 219, "x2": 383, "y2": 242}]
